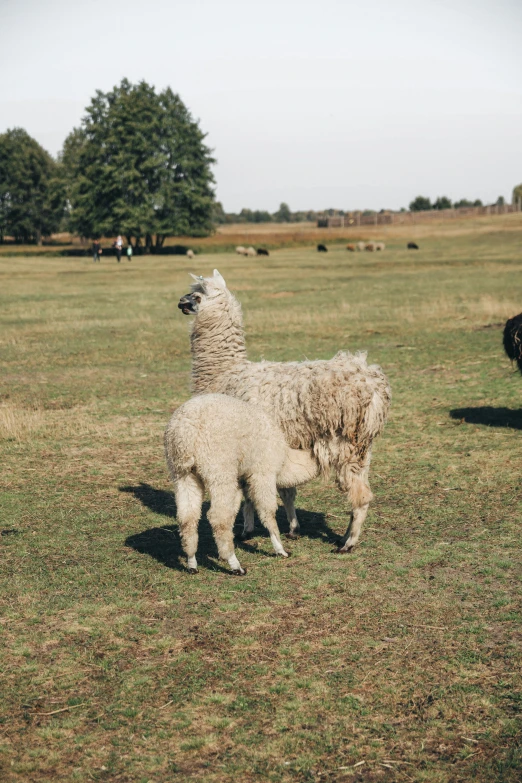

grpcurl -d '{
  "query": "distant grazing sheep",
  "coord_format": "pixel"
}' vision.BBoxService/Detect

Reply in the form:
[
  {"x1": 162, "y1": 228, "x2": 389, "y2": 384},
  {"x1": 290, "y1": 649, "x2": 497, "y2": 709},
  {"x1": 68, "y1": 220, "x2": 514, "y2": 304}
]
[
  {"x1": 356, "y1": 241, "x2": 365, "y2": 251},
  {"x1": 503, "y1": 313, "x2": 522, "y2": 374},
  {"x1": 257, "y1": 248, "x2": 269, "y2": 256},
  {"x1": 235, "y1": 246, "x2": 246, "y2": 255},
  {"x1": 407, "y1": 242, "x2": 419, "y2": 250},
  {"x1": 346, "y1": 244, "x2": 355, "y2": 251},
  {"x1": 317, "y1": 244, "x2": 328, "y2": 252},
  {"x1": 375, "y1": 242, "x2": 385, "y2": 251},
  {"x1": 164, "y1": 393, "x2": 318, "y2": 574},
  {"x1": 365, "y1": 242, "x2": 376, "y2": 252},
  {"x1": 246, "y1": 246, "x2": 256, "y2": 257},
  {"x1": 186, "y1": 249, "x2": 194, "y2": 259},
  {"x1": 178, "y1": 270, "x2": 391, "y2": 553}
]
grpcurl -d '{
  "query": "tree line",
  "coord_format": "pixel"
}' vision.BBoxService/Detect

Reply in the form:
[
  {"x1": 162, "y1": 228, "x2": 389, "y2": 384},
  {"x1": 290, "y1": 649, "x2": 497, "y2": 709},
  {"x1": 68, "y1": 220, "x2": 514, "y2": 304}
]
[
  {"x1": 409, "y1": 194, "x2": 507, "y2": 212},
  {"x1": 0, "y1": 79, "x2": 215, "y2": 249}
]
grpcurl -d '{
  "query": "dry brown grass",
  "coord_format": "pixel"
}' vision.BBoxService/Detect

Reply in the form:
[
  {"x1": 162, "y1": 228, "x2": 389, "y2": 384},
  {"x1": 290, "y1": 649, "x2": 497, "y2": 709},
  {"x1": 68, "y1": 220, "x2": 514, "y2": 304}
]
[{"x1": 2, "y1": 212, "x2": 521, "y2": 256}]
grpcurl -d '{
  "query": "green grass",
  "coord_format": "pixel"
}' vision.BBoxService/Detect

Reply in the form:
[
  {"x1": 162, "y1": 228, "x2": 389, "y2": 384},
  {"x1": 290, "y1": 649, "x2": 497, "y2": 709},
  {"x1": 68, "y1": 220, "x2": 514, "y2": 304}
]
[{"x1": 1, "y1": 229, "x2": 521, "y2": 781}]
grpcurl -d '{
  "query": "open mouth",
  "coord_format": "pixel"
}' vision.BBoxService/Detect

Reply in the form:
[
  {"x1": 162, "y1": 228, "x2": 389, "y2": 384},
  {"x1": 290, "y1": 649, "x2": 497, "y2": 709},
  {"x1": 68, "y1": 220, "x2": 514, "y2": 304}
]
[{"x1": 178, "y1": 299, "x2": 194, "y2": 315}]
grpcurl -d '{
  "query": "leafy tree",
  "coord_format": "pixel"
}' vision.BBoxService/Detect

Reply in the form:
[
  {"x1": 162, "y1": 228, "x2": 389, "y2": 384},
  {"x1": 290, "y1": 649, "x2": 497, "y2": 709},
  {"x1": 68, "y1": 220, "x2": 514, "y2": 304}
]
[
  {"x1": 473, "y1": 199, "x2": 483, "y2": 207},
  {"x1": 0, "y1": 128, "x2": 65, "y2": 244},
  {"x1": 62, "y1": 79, "x2": 215, "y2": 249},
  {"x1": 433, "y1": 196, "x2": 452, "y2": 210},
  {"x1": 273, "y1": 202, "x2": 292, "y2": 223},
  {"x1": 512, "y1": 183, "x2": 522, "y2": 205},
  {"x1": 251, "y1": 210, "x2": 272, "y2": 223},
  {"x1": 496, "y1": 195, "x2": 505, "y2": 206},
  {"x1": 409, "y1": 195, "x2": 432, "y2": 212},
  {"x1": 212, "y1": 201, "x2": 227, "y2": 224},
  {"x1": 238, "y1": 208, "x2": 253, "y2": 223}
]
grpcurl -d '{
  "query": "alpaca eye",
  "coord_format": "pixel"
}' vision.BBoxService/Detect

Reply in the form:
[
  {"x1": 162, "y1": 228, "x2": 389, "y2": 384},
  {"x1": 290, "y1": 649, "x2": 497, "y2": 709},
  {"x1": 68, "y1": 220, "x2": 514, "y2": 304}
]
[{"x1": 194, "y1": 295, "x2": 201, "y2": 303}]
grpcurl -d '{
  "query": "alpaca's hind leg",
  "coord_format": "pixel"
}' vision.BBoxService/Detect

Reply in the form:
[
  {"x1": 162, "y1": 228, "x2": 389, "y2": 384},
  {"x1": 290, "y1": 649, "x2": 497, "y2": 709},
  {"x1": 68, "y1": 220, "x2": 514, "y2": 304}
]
[
  {"x1": 279, "y1": 487, "x2": 299, "y2": 538},
  {"x1": 337, "y1": 451, "x2": 373, "y2": 554},
  {"x1": 337, "y1": 503, "x2": 370, "y2": 553},
  {"x1": 174, "y1": 473, "x2": 204, "y2": 573},
  {"x1": 240, "y1": 499, "x2": 255, "y2": 540},
  {"x1": 208, "y1": 483, "x2": 246, "y2": 575},
  {"x1": 249, "y1": 478, "x2": 289, "y2": 557}
]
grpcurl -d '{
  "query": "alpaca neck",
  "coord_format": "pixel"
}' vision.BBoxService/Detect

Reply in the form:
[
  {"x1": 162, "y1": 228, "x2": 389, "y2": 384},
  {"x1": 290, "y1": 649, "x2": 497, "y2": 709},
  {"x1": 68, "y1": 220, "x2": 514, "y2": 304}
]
[{"x1": 190, "y1": 294, "x2": 248, "y2": 392}]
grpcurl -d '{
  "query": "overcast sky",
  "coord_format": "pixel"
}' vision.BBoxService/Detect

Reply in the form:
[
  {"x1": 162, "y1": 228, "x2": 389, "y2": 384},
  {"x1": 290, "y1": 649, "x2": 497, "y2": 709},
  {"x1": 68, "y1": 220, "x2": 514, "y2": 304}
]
[{"x1": 1, "y1": 0, "x2": 521, "y2": 212}]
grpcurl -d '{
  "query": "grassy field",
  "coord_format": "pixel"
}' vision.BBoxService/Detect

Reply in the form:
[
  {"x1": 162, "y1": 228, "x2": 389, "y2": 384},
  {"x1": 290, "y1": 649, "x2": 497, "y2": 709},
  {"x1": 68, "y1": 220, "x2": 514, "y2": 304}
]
[{"x1": 1, "y1": 223, "x2": 521, "y2": 782}]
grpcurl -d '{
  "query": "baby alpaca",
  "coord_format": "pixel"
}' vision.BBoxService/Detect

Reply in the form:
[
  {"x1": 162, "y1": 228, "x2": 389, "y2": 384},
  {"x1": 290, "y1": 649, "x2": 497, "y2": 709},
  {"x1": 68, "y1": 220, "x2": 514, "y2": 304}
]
[{"x1": 164, "y1": 394, "x2": 318, "y2": 575}]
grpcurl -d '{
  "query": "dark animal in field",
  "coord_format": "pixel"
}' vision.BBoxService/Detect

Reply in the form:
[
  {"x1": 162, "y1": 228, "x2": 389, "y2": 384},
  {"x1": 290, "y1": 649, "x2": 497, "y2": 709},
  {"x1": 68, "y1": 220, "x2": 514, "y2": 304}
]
[
  {"x1": 407, "y1": 242, "x2": 419, "y2": 249},
  {"x1": 503, "y1": 313, "x2": 522, "y2": 374},
  {"x1": 257, "y1": 248, "x2": 269, "y2": 256},
  {"x1": 365, "y1": 242, "x2": 376, "y2": 251},
  {"x1": 317, "y1": 244, "x2": 328, "y2": 252},
  {"x1": 346, "y1": 244, "x2": 355, "y2": 251}
]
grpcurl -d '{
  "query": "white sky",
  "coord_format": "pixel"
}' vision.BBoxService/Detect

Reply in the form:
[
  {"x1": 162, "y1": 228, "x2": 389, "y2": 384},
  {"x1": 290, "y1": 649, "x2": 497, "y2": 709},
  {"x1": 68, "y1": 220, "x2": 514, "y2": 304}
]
[{"x1": 1, "y1": 0, "x2": 521, "y2": 212}]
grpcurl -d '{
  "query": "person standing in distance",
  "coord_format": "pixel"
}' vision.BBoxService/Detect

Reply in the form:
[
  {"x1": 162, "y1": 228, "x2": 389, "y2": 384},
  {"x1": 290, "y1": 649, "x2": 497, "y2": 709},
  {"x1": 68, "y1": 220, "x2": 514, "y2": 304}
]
[
  {"x1": 92, "y1": 239, "x2": 102, "y2": 263},
  {"x1": 115, "y1": 235, "x2": 123, "y2": 262},
  {"x1": 126, "y1": 243, "x2": 133, "y2": 262}
]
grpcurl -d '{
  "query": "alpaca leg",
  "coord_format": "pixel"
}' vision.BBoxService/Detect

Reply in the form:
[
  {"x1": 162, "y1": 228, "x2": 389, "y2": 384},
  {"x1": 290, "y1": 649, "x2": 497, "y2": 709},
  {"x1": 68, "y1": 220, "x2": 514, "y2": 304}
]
[
  {"x1": 174, "y1": 473, "x2": 204, "y2": 573},
  {"x1": 279, "y1": 487, "x2": 299, "y2": 538},
  {"x1": 250, "y1": 478, "x2": 289, "y2": 557},
  {"x1": 337, "y1": 452, "x2": 373, "y2": 554},
  {"x1": 240, "y1": 499, "x2": 255, "y2": 539},
  {"x1": 337, "y1": 503, "x2": 370, "y2": 553},
  {"x1": 207, "y1": 483, "x2": 246, "y2": 575}
]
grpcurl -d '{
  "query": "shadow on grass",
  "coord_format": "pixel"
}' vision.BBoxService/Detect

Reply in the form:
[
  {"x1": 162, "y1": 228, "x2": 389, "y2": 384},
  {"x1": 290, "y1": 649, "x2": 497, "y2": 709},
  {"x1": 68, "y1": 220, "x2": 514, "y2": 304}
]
[
  {"x1": 120, "y1": 482, "x2": 338, "y2": 573},
  {"x1": 450, "y1": 406, "x2": 522, "y2": 430}
]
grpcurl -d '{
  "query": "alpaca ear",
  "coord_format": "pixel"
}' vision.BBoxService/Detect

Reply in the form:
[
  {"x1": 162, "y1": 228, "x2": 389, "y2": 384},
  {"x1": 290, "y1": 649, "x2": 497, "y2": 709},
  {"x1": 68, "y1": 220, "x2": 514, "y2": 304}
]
[
  {"x1": 189, "y1": 273, "x2": 202, "y2": 283},
  {"x1": 213, "y1": 269, "x2": 226, "y2": 289}
]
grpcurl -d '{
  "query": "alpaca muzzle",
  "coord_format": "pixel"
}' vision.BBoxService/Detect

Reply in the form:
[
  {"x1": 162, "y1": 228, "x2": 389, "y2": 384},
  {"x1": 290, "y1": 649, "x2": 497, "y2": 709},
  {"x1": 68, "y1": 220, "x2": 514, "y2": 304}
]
[{"x1": 178, "y1": 295, "x2": 194, "y2": 315}]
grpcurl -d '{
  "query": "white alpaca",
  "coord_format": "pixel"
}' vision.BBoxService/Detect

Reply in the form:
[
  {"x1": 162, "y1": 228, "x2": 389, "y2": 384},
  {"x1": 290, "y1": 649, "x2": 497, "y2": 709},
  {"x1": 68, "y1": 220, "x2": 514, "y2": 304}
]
[
  {"x1": 178, "y1": 271, "x2": 391, "y2": 553},
  {"x1": 246, "y1": 246, "x2": 256, "y2": 257},
  {"x1": 186, "y1": 249, "x2": 195, "y2": 259},
  {"x1": 375, "y1": 242, "x2": 385, "y2": 251},
  {"x1": 164, "y1": 394, "x2": 318, "y2": 574},
  {"x1": 235, "y1": 246, "x2": 246, "y2": 255},
  {"x1": 356, "y1": 241, "x2": 366, "y2": 251}
]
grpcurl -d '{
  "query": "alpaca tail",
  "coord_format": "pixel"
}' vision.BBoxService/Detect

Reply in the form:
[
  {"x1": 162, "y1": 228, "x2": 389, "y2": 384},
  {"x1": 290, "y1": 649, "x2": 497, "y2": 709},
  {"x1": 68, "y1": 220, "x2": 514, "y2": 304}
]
[
  {"x1": 164, "y1": 416, "x2": 196, "y2": 481},
  {"x1": 360, "y1": 382, "x2": 392, "y2": 445}
]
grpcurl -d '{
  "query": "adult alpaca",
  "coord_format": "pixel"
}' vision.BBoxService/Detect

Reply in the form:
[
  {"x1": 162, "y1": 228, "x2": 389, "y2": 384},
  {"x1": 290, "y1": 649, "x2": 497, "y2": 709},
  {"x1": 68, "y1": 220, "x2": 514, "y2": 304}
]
[{"x1": 178, "y1": 270, "x2": 391, "y2": 553}]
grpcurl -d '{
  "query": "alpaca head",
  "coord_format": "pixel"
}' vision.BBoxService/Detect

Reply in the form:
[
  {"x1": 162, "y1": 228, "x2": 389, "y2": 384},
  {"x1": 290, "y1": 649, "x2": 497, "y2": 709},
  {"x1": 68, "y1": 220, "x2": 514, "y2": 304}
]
[{"x1": 178, "y1": 269, "x2": 228, "y2": 316}]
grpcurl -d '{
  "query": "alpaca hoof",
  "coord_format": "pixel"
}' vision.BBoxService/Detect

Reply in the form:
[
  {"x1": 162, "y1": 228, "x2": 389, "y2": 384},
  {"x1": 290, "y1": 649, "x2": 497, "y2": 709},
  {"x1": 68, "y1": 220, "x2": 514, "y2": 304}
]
[
  {"x1": 280, "y1": 550, "x2": 290, "y2": 558},
  {"x1": 237, "y1": 530, "x2": 254, "y2": 541},
  {"x1": 286, "y1": 532, "x2": 299, "y2": 540},
  {"x1": 232, "y1": 567, "x2": 247, "y2": 576},
  {"x1": 336, "y1": 545, "x2": 354, "y2": 554},
  {"x1": 188, "y1": 567, "x2": 199, "y2": 574}
]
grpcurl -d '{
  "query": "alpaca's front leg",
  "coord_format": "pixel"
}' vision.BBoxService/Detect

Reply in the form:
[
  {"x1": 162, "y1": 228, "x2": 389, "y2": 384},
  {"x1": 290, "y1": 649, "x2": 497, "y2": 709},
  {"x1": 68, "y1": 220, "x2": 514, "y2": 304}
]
[
  {"x1": 279, "y1": 487, "x2": 299, "y2": 538},
  {"x1": 240, "y1": 499, "x2": 255, "y2": 539}
]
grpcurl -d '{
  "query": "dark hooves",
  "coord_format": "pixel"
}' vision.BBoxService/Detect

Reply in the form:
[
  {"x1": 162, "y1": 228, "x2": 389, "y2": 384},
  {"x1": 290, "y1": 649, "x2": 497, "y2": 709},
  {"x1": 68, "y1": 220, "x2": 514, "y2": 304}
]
[
  {"x1": 237, "y1": 531, "x2": 254, "y2": 541},
  {"x1": 188, "y1": 567, "x2": 199, "y2": 574},
  {"x1": 335, "y1": 546, "x2": 354, "y2": 555},
  {"x1": 286, "y1": 532, "x2": 299, "y2": 540},
  {"x1": 232, "y1": 568, "x2": 247, "y2": 576}
]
